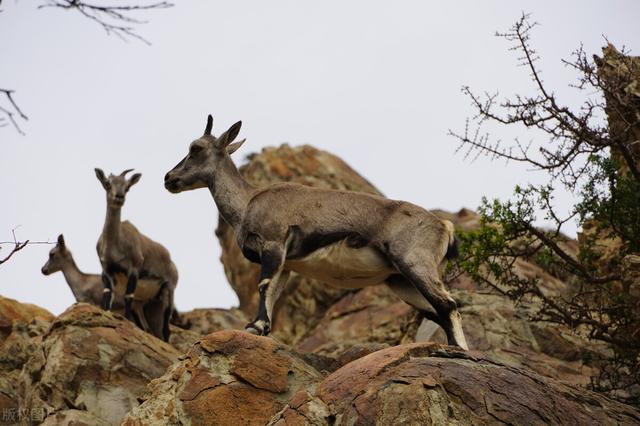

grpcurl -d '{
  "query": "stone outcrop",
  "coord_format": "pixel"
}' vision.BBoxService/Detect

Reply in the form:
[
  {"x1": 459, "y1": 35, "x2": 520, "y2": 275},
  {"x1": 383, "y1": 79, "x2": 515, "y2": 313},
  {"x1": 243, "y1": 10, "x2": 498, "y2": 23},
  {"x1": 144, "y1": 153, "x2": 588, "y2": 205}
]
[
  {"x1": 0, "y1": 296, "x2": 53, "y2": 421},
  {"x1": 122, "y1": 329, "x2": 640, "y2": 425},
  {"x1": 426, "y1": 290, "x2": 608, "y2": 388},
  {"x1": 270, "y1": 343, "x2": 640, "y2": 425},
  {"x1": 18, "y1": 303, "x2": 178, "y2": 425},
  {"x1": 123, "y1": 330, "x2": 324, "y2": 426}
]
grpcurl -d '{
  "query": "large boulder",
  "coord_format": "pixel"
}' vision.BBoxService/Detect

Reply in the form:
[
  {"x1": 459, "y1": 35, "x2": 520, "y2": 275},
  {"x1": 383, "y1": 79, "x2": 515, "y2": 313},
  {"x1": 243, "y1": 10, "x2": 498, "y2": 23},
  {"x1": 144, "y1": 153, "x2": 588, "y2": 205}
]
[
  {"x1": 123, "y1": 330, "x2": 324, "y2": 426},
  {"x1": 19, "y1": 303, "x2": 179, "y2": 425},
  {"x1": 0, "y1": 296, "x2": 53, "y2": 422},
  {"x1": 422, "y1": 290, "x2": 608, "y2": 388},
  {"x1": 269, "y1": 343, "x2": 640, "y2": 425},
  {"x1": 216, "y1": 145, "x2": 383, "y2": 345}
]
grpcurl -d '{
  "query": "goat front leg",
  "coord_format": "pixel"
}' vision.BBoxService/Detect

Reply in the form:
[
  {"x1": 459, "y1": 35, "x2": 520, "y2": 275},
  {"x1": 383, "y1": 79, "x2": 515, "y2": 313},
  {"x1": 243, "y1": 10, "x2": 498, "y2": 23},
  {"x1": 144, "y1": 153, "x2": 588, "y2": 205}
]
[
  {"x1": 124, "y1": 272, "x2": 138, "y2": 321},
  {"x1": 101, "y1": 272, "x2": 114, "y2": 310},
  {"x1": 246, "y1": 244, "x2": 285, "y2": 336}
]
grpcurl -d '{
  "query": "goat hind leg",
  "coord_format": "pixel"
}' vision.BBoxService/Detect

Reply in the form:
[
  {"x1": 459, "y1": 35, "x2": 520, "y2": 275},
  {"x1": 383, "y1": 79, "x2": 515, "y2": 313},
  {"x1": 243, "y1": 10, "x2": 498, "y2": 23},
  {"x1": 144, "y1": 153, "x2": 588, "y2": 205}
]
[
  {"x1": 387, "y1": 253, "x2": 468, "y2": 350},
  {"x1": 386, "y1": 274, "x2": 443, "y2": 328}
]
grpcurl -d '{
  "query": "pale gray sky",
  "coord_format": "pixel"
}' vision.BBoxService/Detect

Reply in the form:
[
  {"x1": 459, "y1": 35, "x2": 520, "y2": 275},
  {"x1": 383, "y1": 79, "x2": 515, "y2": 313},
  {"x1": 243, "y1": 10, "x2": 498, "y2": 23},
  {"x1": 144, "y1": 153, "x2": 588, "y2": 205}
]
[{"x1": 1, "y1": 2, "x2": 638, "y2": 315}]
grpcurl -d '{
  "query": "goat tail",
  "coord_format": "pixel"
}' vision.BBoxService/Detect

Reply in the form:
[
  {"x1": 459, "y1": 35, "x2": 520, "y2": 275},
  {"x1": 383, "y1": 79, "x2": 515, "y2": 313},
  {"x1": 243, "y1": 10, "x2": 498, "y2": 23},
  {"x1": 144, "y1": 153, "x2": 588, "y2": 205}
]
[{"x1": 443, "y1": 220, "x2": 459, "y2": 260}]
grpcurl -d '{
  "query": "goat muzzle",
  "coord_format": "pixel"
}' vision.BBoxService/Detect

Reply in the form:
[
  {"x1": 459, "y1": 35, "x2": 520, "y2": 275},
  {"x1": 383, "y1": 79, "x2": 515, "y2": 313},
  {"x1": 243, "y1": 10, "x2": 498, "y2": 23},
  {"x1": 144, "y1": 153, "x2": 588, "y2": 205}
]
[{"x1": 164, "y1": 172, "x2": 182, "y2": 192}]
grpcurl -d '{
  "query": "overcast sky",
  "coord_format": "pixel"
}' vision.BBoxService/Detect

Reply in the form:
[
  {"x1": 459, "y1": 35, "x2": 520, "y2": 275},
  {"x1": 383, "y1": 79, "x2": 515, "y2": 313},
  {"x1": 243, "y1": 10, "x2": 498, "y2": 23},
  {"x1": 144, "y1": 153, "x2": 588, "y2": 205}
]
[{"x1": 1, "y1": 2, "x2": 638, "y2": 315}]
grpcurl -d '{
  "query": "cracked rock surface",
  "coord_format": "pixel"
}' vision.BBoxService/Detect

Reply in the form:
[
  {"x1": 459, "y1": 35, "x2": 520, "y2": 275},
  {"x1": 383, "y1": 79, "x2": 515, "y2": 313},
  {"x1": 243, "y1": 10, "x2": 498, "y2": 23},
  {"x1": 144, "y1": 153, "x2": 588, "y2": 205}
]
[
  {"x1": 0, "y1": 296, "x2": 53, "y2": 420},
  {"x1": 123, "y1": 330, "x2": 324, "y2": 426},
  {"x1": 269, "y1": 343, "x2": 640, "y2": 425},
  {"x1": 18, "y1": 303, "x2": 178, "y2": 425},
  {"x1": 124, "y1": 331, "x2": 640, "y2": 426}
]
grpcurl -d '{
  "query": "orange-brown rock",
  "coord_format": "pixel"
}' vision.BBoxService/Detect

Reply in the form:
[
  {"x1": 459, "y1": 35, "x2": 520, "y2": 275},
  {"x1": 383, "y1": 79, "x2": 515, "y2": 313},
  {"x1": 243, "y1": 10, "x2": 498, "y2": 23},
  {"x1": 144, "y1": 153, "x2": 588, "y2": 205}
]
[
  {"x1": 19, "y1": 303, "x2": 178, "y2": 425},
  {"x1": 168, "y1": 307, "x2": 249, "y2": 353},
  {"x1": 270, "y1": 343, "x2": 640, "y2": 425},
  {"x1": 123, "y1": 330, "x2": 324, "y2": 426},
  {"x1": 0, "y1": 296, "x2": 53, "y2": 421},
  {"x1": 216, "y1": 144, "x2": 383, "y2": 345},
  {"x1": 0, "y1": 295, "x2": 53, "y2": 329}
]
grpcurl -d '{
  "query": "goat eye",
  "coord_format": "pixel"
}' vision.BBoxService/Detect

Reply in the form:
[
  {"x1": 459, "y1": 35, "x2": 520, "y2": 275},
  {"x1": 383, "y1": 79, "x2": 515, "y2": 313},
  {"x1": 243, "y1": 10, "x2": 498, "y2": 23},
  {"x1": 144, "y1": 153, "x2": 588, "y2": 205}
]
[
  {"x1": 49, "y1": 253, "x2": 54, "y2": 259},
  {"x1": 190, "y1": 145, "x2": 202, "y2": 155}
]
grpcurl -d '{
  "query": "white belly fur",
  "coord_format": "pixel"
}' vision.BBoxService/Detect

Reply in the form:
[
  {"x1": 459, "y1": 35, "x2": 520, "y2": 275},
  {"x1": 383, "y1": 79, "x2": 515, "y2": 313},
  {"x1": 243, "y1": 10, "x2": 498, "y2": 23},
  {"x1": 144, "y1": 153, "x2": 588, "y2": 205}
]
[
  {"x1": 284, "y1": 240, "x2": 395, "y2": 288},
  {"x1": 112, "y1": 274, "x2": 161, "y2": 301}
]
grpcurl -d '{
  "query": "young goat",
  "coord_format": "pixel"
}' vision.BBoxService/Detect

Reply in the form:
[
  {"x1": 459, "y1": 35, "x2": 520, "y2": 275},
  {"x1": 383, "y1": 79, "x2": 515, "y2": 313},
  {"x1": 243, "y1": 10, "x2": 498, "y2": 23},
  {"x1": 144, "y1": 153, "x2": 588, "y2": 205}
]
[
  {"x1": 95, "y1": 168, "x2": 178, "y2": 341},
  {"x1": 41, "y1": 234, "x2": 124, "y2": 311},
  {"x1": 164, "y1": 116, "x2": 468, "y2": 349},
  {"x1": 41, "y1": 234, "x2": 179, "y2": 332}
]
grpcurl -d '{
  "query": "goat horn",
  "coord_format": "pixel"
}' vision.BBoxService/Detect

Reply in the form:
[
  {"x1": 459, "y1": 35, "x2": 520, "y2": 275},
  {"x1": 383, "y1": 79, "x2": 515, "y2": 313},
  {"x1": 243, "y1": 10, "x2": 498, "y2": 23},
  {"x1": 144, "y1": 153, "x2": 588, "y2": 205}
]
[
  {"x1": 204, "y1": 114, "x2": 213, "y2": 135},
  {"x1": 120, "y1": 169, "x2": 134, "y2": 177}
]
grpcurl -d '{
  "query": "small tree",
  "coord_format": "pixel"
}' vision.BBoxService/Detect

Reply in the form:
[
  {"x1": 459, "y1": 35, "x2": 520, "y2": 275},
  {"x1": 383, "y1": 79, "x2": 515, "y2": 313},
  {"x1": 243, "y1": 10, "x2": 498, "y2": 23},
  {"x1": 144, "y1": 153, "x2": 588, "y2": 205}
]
[{"x1": 451, "y1": 14, "x2": 640, "y2": 404}]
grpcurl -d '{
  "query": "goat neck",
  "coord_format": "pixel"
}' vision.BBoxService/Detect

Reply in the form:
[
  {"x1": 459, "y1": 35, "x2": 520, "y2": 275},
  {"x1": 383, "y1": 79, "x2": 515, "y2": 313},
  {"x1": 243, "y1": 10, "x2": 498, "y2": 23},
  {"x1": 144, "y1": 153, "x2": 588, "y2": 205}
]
[
  {"x1": 208, "y1": 155, "x2": 253, "y2": 228},
  {"x1": 60, "y1": 256, "x2": 91, "y2": 301},
  {"x1": 103, "y1": 202, "x2": 122, "y2": 248}
]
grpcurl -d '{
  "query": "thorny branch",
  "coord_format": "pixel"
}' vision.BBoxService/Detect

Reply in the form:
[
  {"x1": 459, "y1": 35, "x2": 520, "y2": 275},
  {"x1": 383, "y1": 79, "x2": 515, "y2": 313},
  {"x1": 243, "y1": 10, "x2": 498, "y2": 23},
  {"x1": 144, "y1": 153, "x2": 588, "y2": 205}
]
[{"x1": 38, "y1": 0, "x2": 173, "y2": 44}]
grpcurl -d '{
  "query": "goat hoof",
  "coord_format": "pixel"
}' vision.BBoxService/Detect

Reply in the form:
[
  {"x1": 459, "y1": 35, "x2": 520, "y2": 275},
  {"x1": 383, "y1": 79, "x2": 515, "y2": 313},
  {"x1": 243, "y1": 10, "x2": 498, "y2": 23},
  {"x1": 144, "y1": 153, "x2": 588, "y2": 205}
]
[
  {"x1": 245, "y1": 320, "x2": 270, "y2": 336},
  {"x1": 245, "y1": 324, "x2": 260, "y2": 335}
]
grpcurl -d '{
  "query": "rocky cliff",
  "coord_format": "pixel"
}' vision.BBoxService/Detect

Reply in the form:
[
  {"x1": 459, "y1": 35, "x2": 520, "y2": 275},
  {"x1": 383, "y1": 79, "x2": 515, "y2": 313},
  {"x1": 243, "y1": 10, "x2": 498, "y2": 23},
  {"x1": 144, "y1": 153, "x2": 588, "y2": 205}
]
[{"x1": 2, "y1": 145, "x2": 639, "y2": 425}]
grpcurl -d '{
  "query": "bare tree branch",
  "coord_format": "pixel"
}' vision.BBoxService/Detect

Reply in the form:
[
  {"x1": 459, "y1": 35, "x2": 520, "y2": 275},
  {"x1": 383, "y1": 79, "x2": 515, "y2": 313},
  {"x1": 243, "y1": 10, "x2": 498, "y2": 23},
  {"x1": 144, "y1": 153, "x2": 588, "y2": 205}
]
[
  {"x1": 38, "y1": 0, "x2": 173, "y2": 45},
  {"x1": 449, "y1": 13, "x2": 639, "y2": 190},
  {"x1": 0, "y1": 241, "x2": 29, "y2": 265},
  {"x1": 0, "y1": 227, "x2": 56, "y2": 266},
  {"x1": 2, "y1": 0, "x2": 172, "y2": 135},
  {"x1": 0, "y1": 228, "x2": 28, "y2": 266},
  {"x1": 0, "y1": 89, "x2": 28, "y2": 135}
]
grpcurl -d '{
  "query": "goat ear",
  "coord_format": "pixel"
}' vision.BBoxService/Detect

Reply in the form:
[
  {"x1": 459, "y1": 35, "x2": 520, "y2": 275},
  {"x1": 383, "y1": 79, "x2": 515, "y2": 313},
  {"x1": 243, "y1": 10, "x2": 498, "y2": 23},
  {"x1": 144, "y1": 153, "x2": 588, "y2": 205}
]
[
  {"x1": 226, "y1": 139, "x2": 245, "y2": 155},
  {"x1": 204, "y1": 114, "x2": 213, "y2": 135},
  {"x1": 94, "y1": 168, "x2": 110, "y2": 190},
  {"x1": 57, "y1": 234, "x2": 65, "y2": 247},
  {"x1": 128, "y1": 173, "x2": 142, "y2": 189},
  {"x1": 216, "y1": 121, "x2": 242, "y2": 149}
]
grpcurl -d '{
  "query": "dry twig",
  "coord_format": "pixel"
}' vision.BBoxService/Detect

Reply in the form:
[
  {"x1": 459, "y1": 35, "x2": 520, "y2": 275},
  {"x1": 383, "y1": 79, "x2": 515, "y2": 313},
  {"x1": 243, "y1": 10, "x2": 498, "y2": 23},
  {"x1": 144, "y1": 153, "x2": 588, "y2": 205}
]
[
  {"x1": 0, "y1": 89, "x2": 28, "y2": 135},
  {"x1": 38, "y1": 0, "x2": 173, "y2": 44}
]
